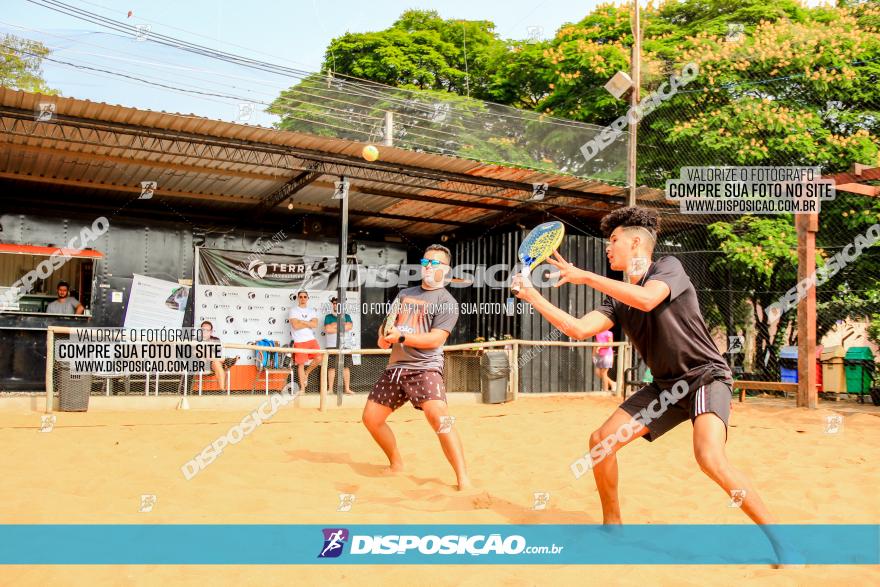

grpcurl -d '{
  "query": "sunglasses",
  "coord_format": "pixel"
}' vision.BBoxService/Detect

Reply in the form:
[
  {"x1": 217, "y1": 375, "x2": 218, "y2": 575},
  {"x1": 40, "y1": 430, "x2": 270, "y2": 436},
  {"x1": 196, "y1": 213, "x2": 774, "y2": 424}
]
[{"x1": 420, "y1": 258, "x2": 447, "y2": 267}]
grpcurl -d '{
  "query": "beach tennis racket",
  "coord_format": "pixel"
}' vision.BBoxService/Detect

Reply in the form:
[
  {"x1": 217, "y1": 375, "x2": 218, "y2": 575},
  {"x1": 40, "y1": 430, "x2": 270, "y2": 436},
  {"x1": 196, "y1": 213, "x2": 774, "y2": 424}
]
[
  {"x1": 382, "y1": 297, "x2": 402, "y2": 337},
  {"x1": 511, "y1": 221, "x2": 565, "y2": 295}
]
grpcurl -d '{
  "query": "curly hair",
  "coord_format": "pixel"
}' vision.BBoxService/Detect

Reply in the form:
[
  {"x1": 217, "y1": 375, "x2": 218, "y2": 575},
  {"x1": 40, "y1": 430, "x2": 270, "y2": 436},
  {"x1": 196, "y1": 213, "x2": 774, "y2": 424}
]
[{"x1": 599, "y1": 206, "x2": 660, "y2": 239}]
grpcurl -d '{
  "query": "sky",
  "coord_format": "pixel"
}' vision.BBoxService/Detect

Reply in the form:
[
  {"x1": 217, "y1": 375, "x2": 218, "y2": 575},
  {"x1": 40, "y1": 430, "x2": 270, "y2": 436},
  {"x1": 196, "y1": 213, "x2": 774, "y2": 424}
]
[{"x1": 1, "y1": 0, "x2": 606, "y2": 123}]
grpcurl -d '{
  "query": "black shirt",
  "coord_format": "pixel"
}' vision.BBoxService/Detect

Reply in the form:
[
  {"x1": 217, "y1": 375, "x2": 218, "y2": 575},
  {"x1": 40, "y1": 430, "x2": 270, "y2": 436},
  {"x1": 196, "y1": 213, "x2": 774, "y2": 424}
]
[{"x1": 596, "y1": 256, "x2": 731, "y2": 391}]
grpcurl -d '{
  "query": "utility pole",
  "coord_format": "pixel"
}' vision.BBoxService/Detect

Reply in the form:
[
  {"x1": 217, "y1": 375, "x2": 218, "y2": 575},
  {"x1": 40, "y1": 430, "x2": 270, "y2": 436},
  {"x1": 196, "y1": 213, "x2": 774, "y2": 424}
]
[{"x1": 627, "y1": 0, "x2": 641, "y2": 207}]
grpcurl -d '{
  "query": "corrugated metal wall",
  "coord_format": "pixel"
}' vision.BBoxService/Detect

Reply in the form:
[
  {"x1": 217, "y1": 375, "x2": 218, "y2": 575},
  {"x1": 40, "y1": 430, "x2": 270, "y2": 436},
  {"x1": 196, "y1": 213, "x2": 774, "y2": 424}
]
[
  {"x1": 452, "y1": 230, "x2": 614, "y2": 393},
  {"x1": 450, "y1": 231, "x2": 520, "y2": 342},
  {"x1": 0, "y1": 211, "x2": 408, "y2": 390}
]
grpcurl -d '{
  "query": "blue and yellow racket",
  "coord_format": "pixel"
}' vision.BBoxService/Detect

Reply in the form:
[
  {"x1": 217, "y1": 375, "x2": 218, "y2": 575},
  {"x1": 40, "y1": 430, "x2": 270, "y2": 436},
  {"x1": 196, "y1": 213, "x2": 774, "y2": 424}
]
[{"x1": 511, "y1": 221, "x2": 565, "y2": 294}]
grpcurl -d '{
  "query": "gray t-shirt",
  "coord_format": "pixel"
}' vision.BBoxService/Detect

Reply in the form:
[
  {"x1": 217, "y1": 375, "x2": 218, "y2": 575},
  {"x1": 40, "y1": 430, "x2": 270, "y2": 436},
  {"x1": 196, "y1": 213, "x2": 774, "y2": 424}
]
[
  {"x1": 387, "y1": 286, "x2": 458, "y2": 372},
  {"x1": 46, "y1": 297, "x2": 80, "y2": 315}
]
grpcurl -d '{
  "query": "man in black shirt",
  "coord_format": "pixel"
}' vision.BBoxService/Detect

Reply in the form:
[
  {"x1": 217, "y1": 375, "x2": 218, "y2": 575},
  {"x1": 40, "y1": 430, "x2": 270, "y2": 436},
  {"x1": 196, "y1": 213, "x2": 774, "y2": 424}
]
[{"x1": 513, "y1": 207, "x2": 784, "y2": 554}]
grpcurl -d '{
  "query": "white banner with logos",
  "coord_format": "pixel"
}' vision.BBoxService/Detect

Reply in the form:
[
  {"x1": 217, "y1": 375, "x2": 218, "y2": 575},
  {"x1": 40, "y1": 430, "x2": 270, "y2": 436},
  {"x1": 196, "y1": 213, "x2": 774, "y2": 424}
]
[{"x1": 194, "y1": 248, "x2": 360, "y2": 366}]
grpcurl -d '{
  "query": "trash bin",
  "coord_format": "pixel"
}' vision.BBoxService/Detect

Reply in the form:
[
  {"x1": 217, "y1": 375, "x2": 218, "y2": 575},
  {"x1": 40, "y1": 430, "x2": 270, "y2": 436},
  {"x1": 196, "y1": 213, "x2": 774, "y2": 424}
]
[
  {"x1": 844, "y1": 347, "x2": 875, "y2": 396},
  {"x1": 480, "y1": 350, "x2": 510, "y2": 404},
  {"x1": 779, "y1": 346, "x2": 798, "y2": 383},
  {"x1": 820, "y1": 346, "x2": 847, "y2": 393},
  {"x1": 777, "y1": 346, "x2": 823, "y2": 389},
  {"x1": 57, "y1": 363, "x2": 92, "y2": 412}
]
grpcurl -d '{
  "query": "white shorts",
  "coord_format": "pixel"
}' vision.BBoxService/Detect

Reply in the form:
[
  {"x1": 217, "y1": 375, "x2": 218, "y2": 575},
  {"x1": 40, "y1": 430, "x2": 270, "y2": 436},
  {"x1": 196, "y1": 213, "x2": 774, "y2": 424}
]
[{"x1": 593, "y1": 354, "x2": 613, "y2": 369}]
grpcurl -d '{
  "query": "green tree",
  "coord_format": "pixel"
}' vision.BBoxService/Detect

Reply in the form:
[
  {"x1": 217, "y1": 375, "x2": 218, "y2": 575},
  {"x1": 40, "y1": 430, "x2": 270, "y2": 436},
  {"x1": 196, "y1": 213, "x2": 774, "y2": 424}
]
[
  {"x1": 815, "y1": 192, "x2": 880, "y2": 342},
  {"x1": 485, "y1": 40, "x2": 553, "y2": 110},
  {"x1": 322, "y1": 10, "x2": 506, "y2": 100},
  {"x1": 526, "y1": 4, "x2": 633, "y2": 122},
  {"x1": 629, "y1": 0, "x2": 880, "y2": 367},
  {"x1": 0, "y1": 34, "x2": 57, "y2": 93},
  {"x1": 707, "y1": 216, "x2": 801, "y2": 377}
]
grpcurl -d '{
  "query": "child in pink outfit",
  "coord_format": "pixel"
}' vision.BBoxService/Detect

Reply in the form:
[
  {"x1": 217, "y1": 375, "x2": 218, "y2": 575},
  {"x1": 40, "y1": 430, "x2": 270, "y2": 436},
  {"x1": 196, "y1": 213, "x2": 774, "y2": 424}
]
[{"x1": 593, "y1": 329, "x2": 615, "y2": 392}]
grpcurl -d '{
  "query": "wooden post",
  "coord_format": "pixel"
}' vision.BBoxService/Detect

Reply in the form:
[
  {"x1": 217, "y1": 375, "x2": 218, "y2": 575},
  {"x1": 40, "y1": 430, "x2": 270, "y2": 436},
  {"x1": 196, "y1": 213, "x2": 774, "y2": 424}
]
[
  {"x1": 319, "y1": 352, "x2": 329, "y2": 411},
  {"x1": 510, "y1": 342, "x2": 519, "y2": 401},
  {"x1": 796, "y1": 212, "x2": 819, "y2": 408},
  {"x1": 45, "y1": 327, "x2": 55, "y2": 413}
]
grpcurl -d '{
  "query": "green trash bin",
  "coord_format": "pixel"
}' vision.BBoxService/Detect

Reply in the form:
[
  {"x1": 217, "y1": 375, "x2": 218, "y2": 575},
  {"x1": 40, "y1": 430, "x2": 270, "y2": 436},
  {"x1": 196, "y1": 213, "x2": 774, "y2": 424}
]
[{"x1": 844, "y1": 347, "x2": 875, "y2": 396}]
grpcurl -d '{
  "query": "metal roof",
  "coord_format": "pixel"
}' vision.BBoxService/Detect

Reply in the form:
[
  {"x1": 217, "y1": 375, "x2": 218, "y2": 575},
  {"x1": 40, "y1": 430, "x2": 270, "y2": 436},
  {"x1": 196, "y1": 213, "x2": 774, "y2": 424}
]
[{"x1": 0, "y1": 87, "x2": 638, "y2": 237}]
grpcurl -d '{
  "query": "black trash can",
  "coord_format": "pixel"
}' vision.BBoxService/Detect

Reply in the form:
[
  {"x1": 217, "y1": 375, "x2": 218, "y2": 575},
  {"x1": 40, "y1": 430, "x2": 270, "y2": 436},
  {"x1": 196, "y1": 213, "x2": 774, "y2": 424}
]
[
  {"x1": 480, "y1": 350, "x2": 510, "y2": 404},
  {"x1": 58, "y1": 363, "x2": 92, "y2": 412}
]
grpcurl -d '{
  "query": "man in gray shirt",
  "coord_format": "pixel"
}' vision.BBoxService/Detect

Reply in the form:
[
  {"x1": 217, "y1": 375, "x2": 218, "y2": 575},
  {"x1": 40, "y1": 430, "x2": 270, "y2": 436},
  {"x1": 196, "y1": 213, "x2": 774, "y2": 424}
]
[
  {"x1": 362, "y1": 244, "x2": 471, "y2": 490},
  {"x1": 46, "y1": 281, "x2": 84, "y2": 315}
]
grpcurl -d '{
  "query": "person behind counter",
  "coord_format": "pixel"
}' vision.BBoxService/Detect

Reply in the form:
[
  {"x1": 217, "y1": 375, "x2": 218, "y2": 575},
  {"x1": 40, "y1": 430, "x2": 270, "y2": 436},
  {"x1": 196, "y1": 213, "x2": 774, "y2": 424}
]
[{"x1": 46, "y1": 281, "x2": 84, "y2": 315}]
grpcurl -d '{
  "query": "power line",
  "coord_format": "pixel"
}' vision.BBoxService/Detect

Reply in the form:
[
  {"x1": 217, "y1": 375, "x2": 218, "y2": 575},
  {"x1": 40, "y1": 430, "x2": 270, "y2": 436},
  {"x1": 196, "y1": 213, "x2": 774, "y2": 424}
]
[
  {"x1": 1, "y1": 25, "x2": 490, "y2": 146},
  {"x1": 24, "y1": 0, "x2": 605, "y2": 131},
  {"x1": 72, "y1": 0, "x2": 322, "y2": 72}
]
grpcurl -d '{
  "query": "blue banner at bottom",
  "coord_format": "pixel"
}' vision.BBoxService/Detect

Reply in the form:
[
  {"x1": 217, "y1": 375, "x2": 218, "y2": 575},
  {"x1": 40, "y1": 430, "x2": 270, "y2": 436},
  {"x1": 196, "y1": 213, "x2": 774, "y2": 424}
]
[{"x1": 0, "y1": 525, "x2": 877, "y2": 565}]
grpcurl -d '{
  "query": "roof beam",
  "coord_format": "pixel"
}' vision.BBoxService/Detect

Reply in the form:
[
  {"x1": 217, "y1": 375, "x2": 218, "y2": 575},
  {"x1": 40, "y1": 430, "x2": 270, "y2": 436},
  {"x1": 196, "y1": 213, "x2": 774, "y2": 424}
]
[
  {"x1": 312, "y1": 181, "x2": 513, "y2": 211},
  {"x1": 344, "y1": 209, "x2": 470, "y2": 227},
  {"x1": 823, "y1": 165, "x2": 880, "y2": 187},
  {"x1": 0, "y1": 140, "x2": 284, "y2": 182},
  {"x1": 834, "y1": 183, "x2": 879, "y2": 196},
  {"x1": 250, "y1": 164, "x2": 322, "y2": 220},
  {"x1": 0, "y1": 106, "x2": 624, "y2": 201},
  {"x1": 0, "y1": 171, "x2": 253, "y2": 203}
]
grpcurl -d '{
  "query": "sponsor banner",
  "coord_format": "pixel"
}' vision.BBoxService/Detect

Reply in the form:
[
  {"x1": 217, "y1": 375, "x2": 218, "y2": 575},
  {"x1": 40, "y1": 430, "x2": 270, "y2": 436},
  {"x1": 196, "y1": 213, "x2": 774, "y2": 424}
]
[
  {"x1": 197, "y1": 248, "x2": 336, "y2": 289},
  {"x1": 0, "y1": 525, "x2": 875, "y2": 564},
  {"x1": 195, "y1": 248, "x2": 360, "y2": 366}
]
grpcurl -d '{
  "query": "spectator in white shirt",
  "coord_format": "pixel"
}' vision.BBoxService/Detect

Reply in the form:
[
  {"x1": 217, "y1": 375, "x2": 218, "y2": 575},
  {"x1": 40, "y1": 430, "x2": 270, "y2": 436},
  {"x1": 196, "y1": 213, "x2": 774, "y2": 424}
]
[{"x1": 288, "y1": 290, "x2": 320, "y2": 392}]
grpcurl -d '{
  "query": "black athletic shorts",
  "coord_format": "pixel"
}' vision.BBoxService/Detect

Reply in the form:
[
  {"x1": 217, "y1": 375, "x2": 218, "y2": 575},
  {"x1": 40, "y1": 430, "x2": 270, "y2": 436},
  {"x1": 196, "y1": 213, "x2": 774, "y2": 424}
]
[{"x1": 619, "y1": 378, "x2": 733, "y2": 441}]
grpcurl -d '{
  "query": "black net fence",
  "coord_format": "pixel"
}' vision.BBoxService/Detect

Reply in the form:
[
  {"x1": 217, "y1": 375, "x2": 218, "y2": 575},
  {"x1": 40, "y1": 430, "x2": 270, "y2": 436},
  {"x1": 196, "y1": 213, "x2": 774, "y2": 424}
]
[{"x1": 627, "y1": 4, "x2": 880, "y2": 385}]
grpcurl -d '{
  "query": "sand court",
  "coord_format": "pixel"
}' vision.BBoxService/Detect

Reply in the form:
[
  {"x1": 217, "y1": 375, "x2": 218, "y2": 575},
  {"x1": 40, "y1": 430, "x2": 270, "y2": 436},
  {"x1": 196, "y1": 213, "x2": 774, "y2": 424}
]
[{"x1": 1, "y1": 395, "x2": 877, "y2": 583}]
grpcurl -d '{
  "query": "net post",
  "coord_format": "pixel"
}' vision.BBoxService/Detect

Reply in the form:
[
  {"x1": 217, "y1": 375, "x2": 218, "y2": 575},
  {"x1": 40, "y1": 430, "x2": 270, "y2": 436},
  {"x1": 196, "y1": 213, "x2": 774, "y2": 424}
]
[
  {"x1": 45, "y1": 327, "x2": 55, "y2": 413},
  {"x1": 319, "y1": 351, "x2": 329, "y2": 411},
  {"x1": 511, "y1": 342, "x2": 519, "y2": 401},
  {"x1": 614, "y1": 342, "x2": 628, "y2": 396}
]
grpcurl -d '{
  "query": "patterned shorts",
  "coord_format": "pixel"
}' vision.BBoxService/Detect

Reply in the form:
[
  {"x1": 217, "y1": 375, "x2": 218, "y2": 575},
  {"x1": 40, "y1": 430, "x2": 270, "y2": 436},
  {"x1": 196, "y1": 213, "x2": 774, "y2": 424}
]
[{"x1": 368, "y1": 368, "x2": 446, "y2": 411}]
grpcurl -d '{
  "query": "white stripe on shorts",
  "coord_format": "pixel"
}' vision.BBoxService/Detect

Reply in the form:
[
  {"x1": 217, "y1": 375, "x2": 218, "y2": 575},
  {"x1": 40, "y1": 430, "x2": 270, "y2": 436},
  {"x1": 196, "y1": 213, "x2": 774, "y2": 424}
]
[{"x1": 696, "y1": 385, "x2": 705, "y2": 415}]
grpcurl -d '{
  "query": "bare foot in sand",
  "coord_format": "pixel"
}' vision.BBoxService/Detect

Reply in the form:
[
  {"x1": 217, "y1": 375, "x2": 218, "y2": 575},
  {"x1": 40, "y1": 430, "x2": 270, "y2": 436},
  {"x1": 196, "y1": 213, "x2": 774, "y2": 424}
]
[
  {"x1": 457, "y1": 476, "x2": 474, "y2": 491},
  {"x1": 382, "y1": 462, "x2": 404, "y2": 475}
]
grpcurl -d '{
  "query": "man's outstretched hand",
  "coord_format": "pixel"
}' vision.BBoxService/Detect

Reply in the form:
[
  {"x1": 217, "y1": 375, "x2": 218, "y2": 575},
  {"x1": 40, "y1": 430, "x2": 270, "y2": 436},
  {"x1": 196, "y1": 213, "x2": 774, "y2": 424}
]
[{"x1": 547, "y1": 251, "x2": 595, "y2": 287}]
